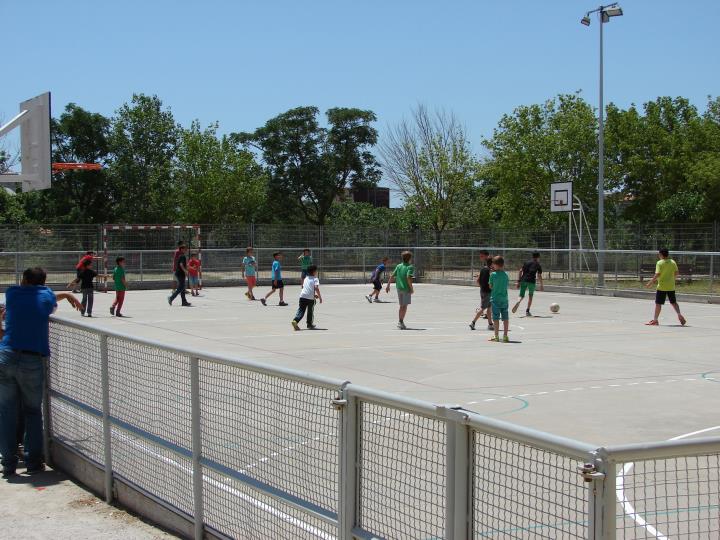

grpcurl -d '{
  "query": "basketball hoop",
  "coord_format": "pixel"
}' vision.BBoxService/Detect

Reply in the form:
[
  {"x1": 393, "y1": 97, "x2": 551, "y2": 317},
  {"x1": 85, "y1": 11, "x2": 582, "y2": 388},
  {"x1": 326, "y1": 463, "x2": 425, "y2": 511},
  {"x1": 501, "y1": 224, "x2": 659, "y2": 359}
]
[{"x1": 52, "y1": 163, "x2": 102, "y2": 172}]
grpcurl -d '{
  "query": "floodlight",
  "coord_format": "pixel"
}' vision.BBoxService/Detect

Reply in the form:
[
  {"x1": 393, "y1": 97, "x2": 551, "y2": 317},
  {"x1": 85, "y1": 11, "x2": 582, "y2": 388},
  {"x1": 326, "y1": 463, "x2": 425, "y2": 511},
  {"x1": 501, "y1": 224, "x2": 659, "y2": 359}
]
[
  {"x1": 604, "y1": 5, "x2": 623, "y2": 17},
  {"x1": 581, "y1": 15, "x2": 591, "y2": 26}
]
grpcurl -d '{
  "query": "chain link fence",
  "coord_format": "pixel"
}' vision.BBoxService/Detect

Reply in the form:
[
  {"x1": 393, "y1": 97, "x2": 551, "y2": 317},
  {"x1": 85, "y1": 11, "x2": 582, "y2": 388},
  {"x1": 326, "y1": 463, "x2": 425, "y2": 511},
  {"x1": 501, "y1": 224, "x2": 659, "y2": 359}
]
[{"x1": 46, "y1": 318, "x2": 720, "y2": 540}]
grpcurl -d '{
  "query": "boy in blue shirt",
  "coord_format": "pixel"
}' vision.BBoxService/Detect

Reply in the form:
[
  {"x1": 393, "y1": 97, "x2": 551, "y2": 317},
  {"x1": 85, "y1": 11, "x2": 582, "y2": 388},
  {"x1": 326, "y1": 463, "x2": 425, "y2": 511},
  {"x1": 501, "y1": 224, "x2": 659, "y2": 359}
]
[
  {"x1": 261, "y1": 252, "x2": 288, "y2": 306},
  {"x1": 366, "y1": 257, "x2": 389, "y2": 303}
]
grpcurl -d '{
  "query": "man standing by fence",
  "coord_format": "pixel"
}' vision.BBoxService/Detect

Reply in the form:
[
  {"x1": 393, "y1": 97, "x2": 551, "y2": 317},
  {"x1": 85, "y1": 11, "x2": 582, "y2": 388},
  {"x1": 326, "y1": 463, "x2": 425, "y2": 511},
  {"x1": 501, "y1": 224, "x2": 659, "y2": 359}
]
[{"x1": 0, "y1": 268, "x2": 81, "y2": 478}]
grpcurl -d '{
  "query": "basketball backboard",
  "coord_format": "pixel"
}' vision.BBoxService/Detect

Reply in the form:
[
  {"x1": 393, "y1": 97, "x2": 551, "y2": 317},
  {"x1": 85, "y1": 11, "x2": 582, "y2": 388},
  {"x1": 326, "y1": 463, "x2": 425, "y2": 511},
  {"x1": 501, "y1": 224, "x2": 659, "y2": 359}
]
[
  {"x1": 550, "y1": 181, "x2": 573, "y2": 212},
  {"x1": 0, "y1": 92, "x2": 51, "y2": 192}
]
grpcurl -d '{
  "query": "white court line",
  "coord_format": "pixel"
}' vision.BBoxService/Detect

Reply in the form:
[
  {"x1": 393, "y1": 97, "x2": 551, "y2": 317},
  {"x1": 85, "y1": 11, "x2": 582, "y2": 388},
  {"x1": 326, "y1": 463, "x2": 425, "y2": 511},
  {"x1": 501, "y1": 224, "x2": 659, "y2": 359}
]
[{"x1": 616, "y1": 425, "x2": 720, "y2": 539}]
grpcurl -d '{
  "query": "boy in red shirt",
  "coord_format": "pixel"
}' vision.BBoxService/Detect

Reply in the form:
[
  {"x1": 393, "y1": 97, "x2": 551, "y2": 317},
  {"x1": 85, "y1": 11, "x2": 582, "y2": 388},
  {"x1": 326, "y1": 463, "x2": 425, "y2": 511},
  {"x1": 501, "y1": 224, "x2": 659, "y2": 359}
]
[{"x1": 188, "y1": 253, "x2": 202, "y2": 296}]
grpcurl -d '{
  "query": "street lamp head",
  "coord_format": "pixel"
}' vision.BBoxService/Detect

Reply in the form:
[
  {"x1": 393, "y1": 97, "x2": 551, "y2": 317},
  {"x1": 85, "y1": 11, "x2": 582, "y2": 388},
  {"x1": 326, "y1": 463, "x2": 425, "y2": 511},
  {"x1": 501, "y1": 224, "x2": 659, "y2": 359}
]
[
  {"x1": 581, "y1": 15, "x2": 591, "y2": 26},
  {"x1": 604, "y1": 5, "x2": 623, "y2": 18}
]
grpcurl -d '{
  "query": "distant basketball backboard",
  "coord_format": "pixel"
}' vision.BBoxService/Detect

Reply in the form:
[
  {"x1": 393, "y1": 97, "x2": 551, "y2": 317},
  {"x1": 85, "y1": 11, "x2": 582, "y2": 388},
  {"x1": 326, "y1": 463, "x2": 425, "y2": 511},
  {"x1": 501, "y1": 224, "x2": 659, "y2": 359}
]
[
  {"x1": 0, "y1": 92, "x2": 51, "y2": 192},
  {"x1": 550, "y1": 181, "x2": 573, "y2": 212}
]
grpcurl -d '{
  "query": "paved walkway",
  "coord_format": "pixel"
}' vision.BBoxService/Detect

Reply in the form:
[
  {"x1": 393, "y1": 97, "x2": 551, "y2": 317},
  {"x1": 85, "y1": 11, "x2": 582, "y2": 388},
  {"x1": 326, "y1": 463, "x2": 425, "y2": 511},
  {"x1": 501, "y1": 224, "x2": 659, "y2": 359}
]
[{"x1": 1, "y1": 465, "x2": 175, "y2": 540}]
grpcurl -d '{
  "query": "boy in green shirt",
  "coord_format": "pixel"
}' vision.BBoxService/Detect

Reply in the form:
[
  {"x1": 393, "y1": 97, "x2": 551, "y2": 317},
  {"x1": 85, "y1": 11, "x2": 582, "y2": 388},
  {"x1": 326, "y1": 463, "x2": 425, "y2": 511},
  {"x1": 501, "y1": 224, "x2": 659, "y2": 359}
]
[
  {"x1": 298, "y1": 249, "x2": 313, "y2": 283},
  {"x1": 386, "y1": 251, "x2": 415, "y2": 330},
  {"x1": 110, "y1": 256, "x2": 128, "y2": 317},
  {"x1": 644, "y1": 248, "x2": 686, "y2": 326},
  {"x1": 488, "y1": 256, "x2": 510, "y2": 343}
]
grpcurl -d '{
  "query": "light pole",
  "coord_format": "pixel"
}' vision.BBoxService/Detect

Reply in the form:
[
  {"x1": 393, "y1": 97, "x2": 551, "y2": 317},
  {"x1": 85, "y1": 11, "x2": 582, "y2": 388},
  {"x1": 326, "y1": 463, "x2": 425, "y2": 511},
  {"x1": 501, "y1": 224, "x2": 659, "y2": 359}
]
[{"x1": 581, "y1": 3, "x2": 623, "y2": 288}]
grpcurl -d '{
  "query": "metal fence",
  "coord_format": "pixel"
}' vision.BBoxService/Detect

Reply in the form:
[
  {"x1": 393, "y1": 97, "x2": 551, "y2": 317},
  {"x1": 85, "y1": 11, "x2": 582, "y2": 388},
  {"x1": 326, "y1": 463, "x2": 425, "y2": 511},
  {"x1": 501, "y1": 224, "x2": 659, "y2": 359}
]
[
  {"x1": 46, "y1": 317, "x2": 720, "y2": 539},
  {"x1": 3, "y1": 246, "x2": 719, "y2": 299}
]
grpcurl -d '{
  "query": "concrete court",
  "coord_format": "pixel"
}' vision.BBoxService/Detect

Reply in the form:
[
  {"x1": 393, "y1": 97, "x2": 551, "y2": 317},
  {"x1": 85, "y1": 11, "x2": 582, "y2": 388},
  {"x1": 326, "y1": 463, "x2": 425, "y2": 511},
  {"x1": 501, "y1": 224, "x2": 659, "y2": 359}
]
[{"x1": 46, "y1": 282, "x2": 720, "y2": 448}]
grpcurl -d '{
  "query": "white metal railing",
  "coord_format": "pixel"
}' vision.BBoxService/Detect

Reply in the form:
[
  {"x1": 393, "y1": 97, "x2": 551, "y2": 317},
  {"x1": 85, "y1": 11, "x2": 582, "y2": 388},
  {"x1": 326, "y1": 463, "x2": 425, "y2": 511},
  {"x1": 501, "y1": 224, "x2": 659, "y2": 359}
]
[{"x1": 44, "y1": 317, "x2": 720, "y2": 539}]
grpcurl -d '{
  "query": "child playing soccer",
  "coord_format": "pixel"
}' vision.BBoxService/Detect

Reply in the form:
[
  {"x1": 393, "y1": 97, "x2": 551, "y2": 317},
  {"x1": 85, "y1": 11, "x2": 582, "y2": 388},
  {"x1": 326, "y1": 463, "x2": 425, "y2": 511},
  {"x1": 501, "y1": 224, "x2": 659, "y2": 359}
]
[
  {"x1": 110, "y1": 257, "x2": 128, "y2": 317},
  {"x1": 488, "y1": 256, "x2": 510, "y2": 343},
  {"x1": 68, "y1": 251, "x2": 101, "y2": 292},
  {"x1": 78, "y1": 259, "x2": 98, "y2": 317},
  {"x1": 386, "y1": 251, "x2": 415, "y2": 330},
  {"x1": 298, "y1": 249, "x2": 313, "y2": 283},
  {"x1": 242, "y1": 247, "x2": 257, "y2": 300},
  {"x1": 469, "y1": 250, "x2": 493, "y2": 331},
  {"x1": 188, "y1": 253, "x2": 202, "y2": 296},
  {"x1": 366, "y1": 257, "x2": 389, "y2": 303},
  {"x1": 291, "y1": 265, "x2": 322, "y2": 330},
  {"x1": 644, "y1": 248, "x2": 687, "y2": 326},
  {"x1": 512, "y1": 252, "x2": 544, "y2": 316},
  {"x1": 261, "y1": 252, "x2": 288, "y2": 306}
]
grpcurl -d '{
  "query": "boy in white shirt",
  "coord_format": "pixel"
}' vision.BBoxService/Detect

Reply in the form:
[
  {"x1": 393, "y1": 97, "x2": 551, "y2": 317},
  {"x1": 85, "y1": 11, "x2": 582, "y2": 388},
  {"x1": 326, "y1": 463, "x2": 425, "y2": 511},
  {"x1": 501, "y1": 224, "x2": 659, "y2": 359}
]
[{"x1": 291, "y1": 265, "x2": 322, "y2": 331}]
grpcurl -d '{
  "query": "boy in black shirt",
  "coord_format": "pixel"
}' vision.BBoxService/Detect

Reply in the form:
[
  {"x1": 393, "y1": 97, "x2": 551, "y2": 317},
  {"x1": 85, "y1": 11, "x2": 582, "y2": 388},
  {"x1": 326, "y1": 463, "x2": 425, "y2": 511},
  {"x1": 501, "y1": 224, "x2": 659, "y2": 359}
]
[
  {"x1": 78, "y1": 259, "x2": 98, "y2": 317},
  {"x1": 512, "y1": 252, "x2": 544, "y2": 316},
  {"x1": 469, "y1": 250, "x2": 494, "y2": 330}
]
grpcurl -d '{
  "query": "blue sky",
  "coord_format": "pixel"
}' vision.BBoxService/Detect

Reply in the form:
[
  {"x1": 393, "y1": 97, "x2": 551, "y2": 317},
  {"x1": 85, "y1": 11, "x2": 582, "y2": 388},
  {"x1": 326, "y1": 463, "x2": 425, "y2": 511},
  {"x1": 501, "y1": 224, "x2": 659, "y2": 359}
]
[{"x1": 2, "y1": 0, "x2": 719, "y2": 173}]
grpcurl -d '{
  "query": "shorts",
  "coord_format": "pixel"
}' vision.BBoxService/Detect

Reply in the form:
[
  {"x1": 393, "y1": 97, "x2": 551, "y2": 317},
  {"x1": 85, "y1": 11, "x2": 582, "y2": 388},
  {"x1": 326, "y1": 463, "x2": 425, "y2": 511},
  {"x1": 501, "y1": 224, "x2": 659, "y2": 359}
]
[
  {"x1": 655, "y1": 290, "x2": 677, "y2": 305},
  {"x1": 491, "y1": 301, "x2": 509, "y2": 321},
  {"x1": 480, "y1": 290, "x2": 491, "y2": 310},
  {"x1": 397, "y1": 291, "x2": 412, "y2": 306},
  {"x1": 272, "y1": 279, "x2": 285, "y2": 290},
  {"x1": 246, "y1": 276, "x2": 257, "y2": 287},
  {"x1": 188, "y1": 275, "x2": 199, "y2": 287},
  {"x1": 372, "y1": 279, "x2": 382, "y2": 291},
  {"x1": 519, "y1": 282, "x2": 536, "y2": 297}
]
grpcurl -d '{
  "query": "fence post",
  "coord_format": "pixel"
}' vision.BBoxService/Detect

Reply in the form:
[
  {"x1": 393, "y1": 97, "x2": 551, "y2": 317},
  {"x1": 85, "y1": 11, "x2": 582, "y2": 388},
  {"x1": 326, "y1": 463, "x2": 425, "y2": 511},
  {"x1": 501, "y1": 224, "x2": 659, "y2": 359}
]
[
  {"x1": 139, "y1": 251, "x2": 144, "y2": 283},
  {"x1": 440, "y1": 407, "x2": 471, "y2": 540},
  {"x1": 190, "y1": 356, "x2": 204, "y2": 540},
  {"x1": 42, "y1": 350, "x2": 53, "y2": 468},
  {"x1": 100, "y1": 333, "x2": 114, "y2": 503},
  {"x1": 338, "y1": 385, "x2": 359, "y2": 540},
  {"x1": 585, "y1": 450, "x2": 617, "y2": 540}
]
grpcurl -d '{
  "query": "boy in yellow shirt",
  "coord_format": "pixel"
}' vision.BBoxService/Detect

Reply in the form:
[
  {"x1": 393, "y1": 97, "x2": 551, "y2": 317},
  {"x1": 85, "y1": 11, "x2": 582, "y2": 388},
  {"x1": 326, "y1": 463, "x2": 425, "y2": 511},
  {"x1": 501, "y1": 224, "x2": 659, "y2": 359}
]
[{"x1": 644, "y1": 248, "x2": 686, "y2": 326}]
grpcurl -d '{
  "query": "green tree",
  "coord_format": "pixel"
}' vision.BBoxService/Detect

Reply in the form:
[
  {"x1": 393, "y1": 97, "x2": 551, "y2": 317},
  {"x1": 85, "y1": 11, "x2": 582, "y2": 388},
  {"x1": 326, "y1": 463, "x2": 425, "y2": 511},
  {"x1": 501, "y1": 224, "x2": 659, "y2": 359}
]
[
  {"x1": 176, "y1": 121, "x2": 267, "y2": 223},
  {"x1": 108, "y1": 94, "x2": 180, "y2": 222},
  {"x1": 234, "y1": 106, "x2": 380, "y2": 225},
  {"x1": 22, "y1": 103, "x2": 112, "y2": 223},
  {"x1": 481, "y1": 94, "x2": 598, "y2": 230},
  {"x1": 381, "y1": 105, "x2": 479, "y2": 243}
]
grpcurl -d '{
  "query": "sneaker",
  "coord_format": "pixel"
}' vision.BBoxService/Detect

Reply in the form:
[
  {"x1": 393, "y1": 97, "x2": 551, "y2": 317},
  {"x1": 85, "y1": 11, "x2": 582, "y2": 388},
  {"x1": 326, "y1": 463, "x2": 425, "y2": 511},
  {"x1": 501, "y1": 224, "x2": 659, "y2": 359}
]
[
  {"x1": 307, "y1": 324, "x2": 317, "y2": 330},
  {"x1": 25, "y1": 463, "x2": 46, "y2": 475},
  {"x1": 245, "y1": 292, "x2": 250, "y2": 299},
  {"x1": 502, "y1": 335, "x2": 510, "y2": 343},
  {"x1": 291, "y1": 320, "x2": 300, "y2": 331},
  {"x1": 80, "y1": 309, "x2": 85, "y2": 316},
  {"x1": 397, "y1": 321, "x2": 407, "y2": 330},
  {"x1": 488, "y1": 336, "x2": 499, "y2": 342},
  {"x1": 110, "y1": 306, "x2": 115, "y2": 316},
  {"x1": 260, "y1": 298, "x2": 267, "y2": 306},
  {"x1": 116, "y1": 313, "x2": 124, "y2": 318},
  {"x1": 487, "y1": 324, "x2": 495, "y2": 331},
  {"x1": 525, "y1": 310, "x2": 532, "y2": 317},
  {"x1": 1, "y1": 468, "x2": 16, "y2": 479},
  {"x1": 373, "y1": 298, "x2": 381, "y2": 303},
  {"x1": 167, "y1": 296, "x2": 172, "y2": 306},
  {"x1": 86, "y1": 314, "x2": 92, "y2": 318},
  {"x1": 679, "y1": 314, "x2": 687, "y2": 326},
  {"x1": 469, "y1": 322, "x2": 476, "y2": 330},
  {"x1": 181, "y1": 302, "x2": 192, "y2": 307},
  {"x1": 645, "y1": 320, "x2": 659, "y2": 326},
  {"x1": 481, "y1": 314, "x2": 488, "y2": 320},
  {"x1": 279, "y1": 302, "x2": 288, "y2": 306},
  {"x1": 511, "y1": 301, "x2": 521, "y2": 314},
  {"x1": 366, "y1": 295, "x2": 373, "y2": 303},
  {"x1": 250, "y1": 295, "x2": 257, "y2": 301}
]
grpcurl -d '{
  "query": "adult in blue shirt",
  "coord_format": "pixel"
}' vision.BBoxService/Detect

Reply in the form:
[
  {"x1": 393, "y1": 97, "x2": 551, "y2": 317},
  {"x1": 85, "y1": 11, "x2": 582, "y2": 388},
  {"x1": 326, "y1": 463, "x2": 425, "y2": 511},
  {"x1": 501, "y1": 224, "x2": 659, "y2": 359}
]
[{"x1": 0, "y1": 267, "x2": 80, "y2": 478}]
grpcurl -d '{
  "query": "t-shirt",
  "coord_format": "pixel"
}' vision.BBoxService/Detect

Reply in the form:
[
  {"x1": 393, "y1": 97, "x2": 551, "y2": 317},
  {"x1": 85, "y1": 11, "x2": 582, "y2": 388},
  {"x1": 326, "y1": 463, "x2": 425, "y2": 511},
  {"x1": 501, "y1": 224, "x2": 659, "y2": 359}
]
[
  {"x1": 520, "y1": 260, "x2": 542, "y2": 284},
  {"x1": 242, "y1": 256, "x2": 257, "y2": 277},
  {"x1": 299, "y1": 255, "x2": 312, "y2": 270},
  {"x1": 113, "y1": 266, "x2": 127, "y2": 291},
  {"x1": 172, "y1": 249, "x2": 183, "y2": 272},
  {"x1": 371, "y1": 263, "x2": 386, "y2": 282},
  {"x1": 0, "y1": 285, "x2": 57, "y2": 356},
  {"x1": 76, "y1": 254, "x2": 94, "y2": 270},
  {"x1": 479, "y1": 263, "x2": 491, "y2": 293},
  {"x1": 300, "y1": 276, "x2": 320, "y2": 300},
  {"x1": 188, "y1": 258, "x2": 201, "y2": 277},
  {"x1": 271, "y1": 260, "x2": 282, "y2": 281},
  {"x1": 78, "y1": 268, "x2": 98, "y2": 289},
  {"x1": 392, "y1": 262, "x2": 415, "y2": 292},
  {"x1": 176, "y1": 254, "x2": 187, "y2": 275},
  {"x1": 656, "y1": 258, "x2": 678, "y2": 291},
  {"x1": 489, "y1": 270, "x2": 510, "y2": 307}
]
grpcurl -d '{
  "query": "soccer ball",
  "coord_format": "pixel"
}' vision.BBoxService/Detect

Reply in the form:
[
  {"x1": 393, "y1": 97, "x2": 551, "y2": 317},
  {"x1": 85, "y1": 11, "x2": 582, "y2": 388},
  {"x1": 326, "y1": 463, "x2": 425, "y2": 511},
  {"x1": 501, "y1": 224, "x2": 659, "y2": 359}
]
[{"x1": 550, "y1": 303, "x2": 560, "y2": 313}]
